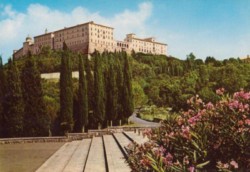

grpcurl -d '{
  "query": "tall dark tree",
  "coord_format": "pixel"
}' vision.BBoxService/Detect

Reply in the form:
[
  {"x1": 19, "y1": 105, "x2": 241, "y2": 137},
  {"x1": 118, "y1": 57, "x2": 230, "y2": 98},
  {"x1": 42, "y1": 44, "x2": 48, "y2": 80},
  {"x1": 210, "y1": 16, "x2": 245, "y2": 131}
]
[
  {"x1": 93, "y1": 51, "x2": 105, "y2": 128},
  {"x1": 0, "y1": 56, "x2": 5, "y2": 137},
  {"x1": 21, "y1": 55, "x2": 49, "y2": 136},
  {"x1": 105, "y1": 57, "x2": 118, "y2": 125},
  {"x1": 85, "y1": 55, "x2": 94, "y2": 129},
  {"x1": 59, "y1": 42, "x2": 73, "y2": 134},
  {"x1": 116, "y1": 54, "x2": 124, "y2": 123},
  {"x1": 122, "y1": 52, "x2": 134, "y2": 121},
  {"x1": 78, "y1": 54, "x2": 88, "y2": 132},
  {"x1": 3, "y1": 59, "x2": 24, "y2": 137}
]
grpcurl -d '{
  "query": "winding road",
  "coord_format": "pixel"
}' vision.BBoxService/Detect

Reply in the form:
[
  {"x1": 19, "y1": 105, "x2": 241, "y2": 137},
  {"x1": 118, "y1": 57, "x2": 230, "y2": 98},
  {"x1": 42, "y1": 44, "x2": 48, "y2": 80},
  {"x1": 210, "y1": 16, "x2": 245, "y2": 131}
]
[{"x1": 128, "y1": 110, "x2": 161, "y2": 127}]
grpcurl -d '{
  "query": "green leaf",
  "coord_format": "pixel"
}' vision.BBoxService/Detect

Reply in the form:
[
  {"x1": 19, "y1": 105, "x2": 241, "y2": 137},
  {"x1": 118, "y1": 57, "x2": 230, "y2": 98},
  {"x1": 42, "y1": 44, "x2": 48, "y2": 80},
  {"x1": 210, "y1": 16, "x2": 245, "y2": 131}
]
[
  {"x1": 193, "y1": 150, "x2": 197, "y2": 162},
  {"x1": 196, "y1": 160, "x2": 210, "y2": 168},
  {"x1": 191, "y1": 139, "x2": 201, "y2": 151}
]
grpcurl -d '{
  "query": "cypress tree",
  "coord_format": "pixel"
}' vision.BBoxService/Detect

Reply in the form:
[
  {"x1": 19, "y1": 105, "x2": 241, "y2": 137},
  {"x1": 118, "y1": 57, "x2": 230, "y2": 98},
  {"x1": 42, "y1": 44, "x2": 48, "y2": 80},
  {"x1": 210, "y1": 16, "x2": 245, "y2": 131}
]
[
  {"x1": 2, "y1": 59, "x2": 24, "y2": 137},
  {"x1": 85, "y1": 55, "x2": 94, "y2": 129},
  {"x1": 78, "y1": 54, "x2": 88, "y2": 132},
  {"x1": 93, "y1": 51, "x2": 105, "y2": 128},
  {"x1": 116, "y1": 54, "x2": 125, "y2": 123},
  {"x1": 122, "y1": 52, "x2": 134, "y2": 120},
  {"x1": 0, "y1": 56, "x2": 5, "y2": 137},
  {"x1": 21, "y1": 55, "x2": 49, "y2": 136},
  {"x1": 105, "y1": 57, "x2": 118, "y2": 125},
  {"x1": 59, "y1": 42, "x2": 73, "y2": 134},
  {"x1": 3, "y1": 59, "x2": 24, "y2": 137}
]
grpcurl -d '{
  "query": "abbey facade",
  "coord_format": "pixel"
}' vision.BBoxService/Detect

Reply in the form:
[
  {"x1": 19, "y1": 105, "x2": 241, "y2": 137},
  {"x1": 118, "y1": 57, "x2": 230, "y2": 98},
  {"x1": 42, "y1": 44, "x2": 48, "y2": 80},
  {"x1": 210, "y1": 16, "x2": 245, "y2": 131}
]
[{"x1": 13, "y1": 21, "x2": 167, "y2": 59}]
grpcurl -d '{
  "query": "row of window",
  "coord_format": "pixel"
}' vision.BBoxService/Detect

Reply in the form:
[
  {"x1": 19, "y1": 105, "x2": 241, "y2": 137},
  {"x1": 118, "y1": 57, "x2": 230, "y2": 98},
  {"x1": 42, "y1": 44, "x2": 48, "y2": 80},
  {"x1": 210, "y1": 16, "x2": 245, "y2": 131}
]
[{"x1": 35, "y1": 36, "x2": 52, "y2": 42}]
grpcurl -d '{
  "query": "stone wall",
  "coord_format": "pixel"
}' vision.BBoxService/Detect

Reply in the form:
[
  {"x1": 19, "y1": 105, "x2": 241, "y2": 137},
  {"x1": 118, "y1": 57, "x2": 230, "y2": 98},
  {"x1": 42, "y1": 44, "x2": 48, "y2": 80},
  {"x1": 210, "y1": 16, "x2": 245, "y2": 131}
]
[{"x1": 41, "y1": 71, "x2": 79, "y2": 79}]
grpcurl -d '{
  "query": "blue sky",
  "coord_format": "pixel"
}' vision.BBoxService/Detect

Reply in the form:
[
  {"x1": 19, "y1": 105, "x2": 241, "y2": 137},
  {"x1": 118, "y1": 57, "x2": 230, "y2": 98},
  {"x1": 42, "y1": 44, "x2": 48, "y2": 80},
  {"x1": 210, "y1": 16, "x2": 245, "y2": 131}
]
[{"x1": 1, "y1": 0, "x2": 250, "y2": 63}]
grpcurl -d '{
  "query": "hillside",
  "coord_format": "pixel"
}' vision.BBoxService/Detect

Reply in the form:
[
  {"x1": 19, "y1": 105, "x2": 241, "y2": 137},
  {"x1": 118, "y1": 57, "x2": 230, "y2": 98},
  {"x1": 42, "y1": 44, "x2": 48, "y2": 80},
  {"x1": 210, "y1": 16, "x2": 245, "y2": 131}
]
[
  {"x1": 15, "y1": 50, "x2": 250, "y2": 113},
  {"x1": 1, "y1": 50, "x2": 249, "y2": 137}
]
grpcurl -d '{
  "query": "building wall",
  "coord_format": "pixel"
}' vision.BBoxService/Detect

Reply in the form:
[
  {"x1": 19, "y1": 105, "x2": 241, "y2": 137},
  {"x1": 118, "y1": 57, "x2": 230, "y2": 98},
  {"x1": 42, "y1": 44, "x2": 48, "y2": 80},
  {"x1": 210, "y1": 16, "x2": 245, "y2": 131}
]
[
  {"x1": 124, "y1": 34, "x2": 167, "y2": 55},
  {"x1": 54, "y1": 23, "x2": 89, "y2": 53},
  {"x1": 13, "y1": 21, "x2": 167, "y2": 59},
  {"x1": 88, "y1": 22, "x2": 115, "y2": 53},
  {"x1": 34, "y1": 33, "x2": 54, "y2": 54}
]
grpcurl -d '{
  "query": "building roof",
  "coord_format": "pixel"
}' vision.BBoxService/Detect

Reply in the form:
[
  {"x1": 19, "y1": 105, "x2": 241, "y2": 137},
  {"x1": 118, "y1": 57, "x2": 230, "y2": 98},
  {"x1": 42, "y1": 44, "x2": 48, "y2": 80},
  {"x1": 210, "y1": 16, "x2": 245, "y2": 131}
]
[
  {"x1": 34, "y1": 32, "x2": 53, "y2": 38},
  {"x1": 131, "y1": 37, "x2": 167, "y2": 45},
  {"x1": 54, "y1": 21, "x2": 113, "y2": 33}
]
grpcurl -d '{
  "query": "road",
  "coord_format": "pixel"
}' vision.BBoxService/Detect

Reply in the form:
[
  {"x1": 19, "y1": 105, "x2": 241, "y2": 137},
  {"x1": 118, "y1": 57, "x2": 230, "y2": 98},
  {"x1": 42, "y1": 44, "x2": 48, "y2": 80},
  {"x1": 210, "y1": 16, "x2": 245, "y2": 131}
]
[{"x1": 128, "y1": 110, "x2": 161, "y2": 127}]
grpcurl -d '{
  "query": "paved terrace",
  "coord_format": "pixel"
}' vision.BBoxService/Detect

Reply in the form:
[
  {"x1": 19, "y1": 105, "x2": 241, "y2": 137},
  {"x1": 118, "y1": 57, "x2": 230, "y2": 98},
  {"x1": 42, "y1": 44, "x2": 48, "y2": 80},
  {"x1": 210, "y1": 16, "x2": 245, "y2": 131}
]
[{"x1": 35, "y1": 131, "x2": 148, "y2": 172}]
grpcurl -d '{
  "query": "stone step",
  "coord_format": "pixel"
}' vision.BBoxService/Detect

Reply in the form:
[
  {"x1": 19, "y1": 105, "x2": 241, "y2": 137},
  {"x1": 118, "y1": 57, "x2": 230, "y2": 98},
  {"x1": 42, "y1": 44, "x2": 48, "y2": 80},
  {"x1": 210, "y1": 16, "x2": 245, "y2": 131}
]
[
  {"x1": 36, "y1": 141, "x2": 80, "y2": 172},
  {"x1": 113, "y1": 133, "x2": 132, "y2": 157},
  {"x1": 63, "y1": 139, "x2": 92, "y2": 172},
  {"x1": 84, "y1": 137, "x2": 106, "y2": 172},
  {"x1": 103, "y1": 135, "x2": 130, "y2": 172},
  {"x1": 123, "y1": 131, "x2": 148, "y2": 145}
]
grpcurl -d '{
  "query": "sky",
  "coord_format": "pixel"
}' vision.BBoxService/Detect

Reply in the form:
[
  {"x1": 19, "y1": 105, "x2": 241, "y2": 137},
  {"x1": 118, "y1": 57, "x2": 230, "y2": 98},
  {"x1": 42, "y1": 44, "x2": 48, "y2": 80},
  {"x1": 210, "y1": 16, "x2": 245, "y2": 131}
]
[{"x1": 1, "y1": 0, "x2": 250, "y2": 63}]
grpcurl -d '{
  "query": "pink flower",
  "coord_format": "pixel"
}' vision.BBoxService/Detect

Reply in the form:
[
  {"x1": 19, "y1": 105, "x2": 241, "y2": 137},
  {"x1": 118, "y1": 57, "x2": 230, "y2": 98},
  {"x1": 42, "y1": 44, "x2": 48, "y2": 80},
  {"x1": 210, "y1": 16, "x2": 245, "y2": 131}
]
[
  {"x1": 188, "y1": 166, "x2": 195, "y2": 172},
  {"x1": 230, "y1": 160, "x2": 238, "y2": 169},
  {"x1": 233, "y1": 90, "x2": 250, "y2": 100},
  {"x1": 244, "y1": 104, "x2": 249, "y2": 110},
  {"x1": 216, "y1": 88, "x2": 225, "y2": 95},
  {"x1": 238, "y1": 120, "x2": 244, "y2": 126},
  {"x1": 223, "y1": 163, "x2": 229, "y2": 169},
  {"x1": 140, "y1": 157, "x2": 151, "y2": 166},
  {"x1": 183, "y1": 156, "x2": 189, "y2": 165},
  {"x1": 162, "y1": 153, "x2": 173, "y2": 167},
  {"x1": 206, "y1": 102, "x2": 214, "y2": 110},
  {"x1": 165, "y1": 153, "x2": 173, "y2": 161},
  {"x1": 153, "y1": 146, "x2": 166, "y2": 157},
  {"x1": 188, "y1": 112, "x2": 202, "y2": 126},
  {"x1": 181, "y1": 125, "x2": 191, "y2": 139},
  {"x1": 228, "y1": 100, "x2": 239, "y2": 109},
  {"x1": 245, "y1": 119, "x2": 250, "y2": 125}
]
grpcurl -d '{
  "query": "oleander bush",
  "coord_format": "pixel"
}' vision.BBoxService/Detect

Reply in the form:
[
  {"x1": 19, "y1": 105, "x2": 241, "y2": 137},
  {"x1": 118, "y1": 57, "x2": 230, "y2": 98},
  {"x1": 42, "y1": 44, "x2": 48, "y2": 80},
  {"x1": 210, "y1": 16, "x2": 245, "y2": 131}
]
[{"x1": 127, "y1": 89, "x2": 250, "y2": 172}]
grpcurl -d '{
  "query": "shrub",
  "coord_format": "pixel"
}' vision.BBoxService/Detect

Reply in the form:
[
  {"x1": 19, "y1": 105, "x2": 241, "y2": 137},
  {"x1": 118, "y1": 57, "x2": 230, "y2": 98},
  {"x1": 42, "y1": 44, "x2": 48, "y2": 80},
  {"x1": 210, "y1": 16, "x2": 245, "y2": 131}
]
[{"x1": 127, "y1": 89, "x2": 250, "y2": 171}]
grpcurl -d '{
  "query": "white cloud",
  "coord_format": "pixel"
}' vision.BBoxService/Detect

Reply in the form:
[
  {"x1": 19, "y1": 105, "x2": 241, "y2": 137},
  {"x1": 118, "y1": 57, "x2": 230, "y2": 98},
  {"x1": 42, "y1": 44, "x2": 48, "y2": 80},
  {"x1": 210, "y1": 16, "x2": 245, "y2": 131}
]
[{"x1": 0, "y1": 2, "x2": 152, "y2": 63}]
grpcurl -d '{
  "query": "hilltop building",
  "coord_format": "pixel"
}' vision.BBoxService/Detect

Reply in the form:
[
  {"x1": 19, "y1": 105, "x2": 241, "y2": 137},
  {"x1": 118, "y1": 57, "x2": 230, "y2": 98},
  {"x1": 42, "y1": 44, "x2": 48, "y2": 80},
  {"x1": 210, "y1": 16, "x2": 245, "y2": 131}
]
[{"x1": 13, "y1": 21, "x2": 167, "y2": 59}]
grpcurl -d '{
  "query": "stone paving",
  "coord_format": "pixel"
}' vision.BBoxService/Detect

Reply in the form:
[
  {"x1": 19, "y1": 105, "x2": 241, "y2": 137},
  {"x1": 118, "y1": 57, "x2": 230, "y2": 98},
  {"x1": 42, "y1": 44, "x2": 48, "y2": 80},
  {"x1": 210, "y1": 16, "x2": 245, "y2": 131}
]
[
  {"x1": 113, "y1": 133, "x2": 131, "y2": 155},
  {"x1": 123, "y1": 131, "x2": 148, "y2": 145},
  {"x1": 36, "y1": 141, "x2": 80, "y2": 172},
  {"x1": 84, "y1": 137, "x2": 106, "y2": 172},
  {"x1": 103, "y1": 135, "x2": 130, "y2": 172},
  {"x1": 63, "y1": 139, "x2": 91, "y2": 172},
  {"x1": 36, "y1": 131, "x2": 150, "y2": 172}
]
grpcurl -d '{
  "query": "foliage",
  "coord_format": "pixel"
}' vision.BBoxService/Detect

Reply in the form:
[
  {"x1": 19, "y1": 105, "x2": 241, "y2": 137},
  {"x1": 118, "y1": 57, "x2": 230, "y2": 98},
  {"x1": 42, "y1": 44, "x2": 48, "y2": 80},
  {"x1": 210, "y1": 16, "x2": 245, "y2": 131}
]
[
  {"x1": 122, "y1": 53, "x2": 134, "y2": 119},
  {"x1": 77, "y1": 54, "x2": 88, "y2": 132},
  {"x1": 59, "y1": 43, "x2": 74, "y2": 134},
  {"x1": 0, "y1": 56, "x2": 5, "y2": 137},
  {"x1": 127, "y1": 89, "x2": 250, "y2": 171},
  {"x1": 21, "y1": 55, "x2": 50, "y2": 136},
  {"x1": 2, "y1": 59, "x2": 24, "y2": 137},
  {"x1": 93, "y1": 51, "x2": 106, "y2": 128},
  {"x1": 132, "y1": 53, "x2": 250, "y2": 112},
  {"x1": 105, "y1": 55, "x2": 118, "y2": 125},
  {"x1": 132, "y1": 81, "x2": 148, "y2": 108}
]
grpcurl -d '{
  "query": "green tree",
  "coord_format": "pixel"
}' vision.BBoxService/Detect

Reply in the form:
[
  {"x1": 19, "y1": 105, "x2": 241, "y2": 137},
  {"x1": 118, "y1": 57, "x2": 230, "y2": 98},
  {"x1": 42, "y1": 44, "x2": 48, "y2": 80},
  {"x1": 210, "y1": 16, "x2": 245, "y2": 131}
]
[
  {"x1": 78, "y1": 54, "x2": 88, "y2": 132},
  {"x1": 93, "y1": 51, "x2": 105, "y2": 128},
  {"x1": 0, "y1": 56, "x2": 5, "y2": 137},
  {"x1": 59, "y1": 42, "x2": 73, "y2": 134},
  {"x1": 132, "y1": 81, "x2": 148, "y2": 108},
  {"x1": 21, "y1": 55, "x2": 50, "y2": 136},
  {"x1": 2, "y1": 59, "x2": 24, "y2": 137},
  {"x1": 105, "y1": 59, "x2": 118, "y2": 125},
  {"x1": 115, "y1": 55, "x2": 125, "y2": 123},
  {"x1": 85, "y1": 56, "x2": 94, "y2": 129},
  {"x1": 122, "y1": 53, "x2": 134, "y2": 121}
]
